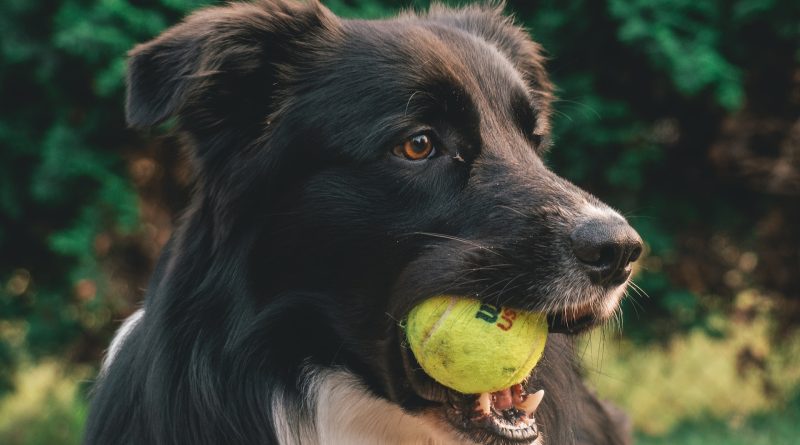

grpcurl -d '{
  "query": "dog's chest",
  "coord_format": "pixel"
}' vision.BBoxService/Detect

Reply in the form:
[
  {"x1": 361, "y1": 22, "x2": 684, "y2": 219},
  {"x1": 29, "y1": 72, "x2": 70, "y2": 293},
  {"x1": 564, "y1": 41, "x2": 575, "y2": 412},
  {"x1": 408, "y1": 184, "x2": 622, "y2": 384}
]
[{"x1": 272, "y1": 369, "x2": 481, "y2": 445}]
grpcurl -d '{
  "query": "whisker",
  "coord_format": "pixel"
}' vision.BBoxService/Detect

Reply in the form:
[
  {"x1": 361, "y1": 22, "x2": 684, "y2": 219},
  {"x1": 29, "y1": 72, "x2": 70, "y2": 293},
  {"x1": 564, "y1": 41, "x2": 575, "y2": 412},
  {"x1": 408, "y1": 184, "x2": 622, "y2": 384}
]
[
  {"x1": 484, "y1": 282, "x2": 525, "y2": 309},
  {"x1": 624, "y1": 287, "x2": 646, "y2": 320},
  {"x1": 411, "y1": 257, "x2": 514, "y2": 272},
  {"x1": 495, "y1": 274, "x2": 526, "y2": 307},
  {"x1": 551, "y1": 99, "x2": 601, "y2": 119},
  {"x1": 407, "y1": 232, "x2": 504, "y2": 257},
  {"x1": 497, "y1": 204, "x2": 529, "y2": 218},
  {"x1": 629, "y1": 280, "x2": 650, "y2": 299},
  {"x1": 549, "y1": 107, "x2": 574, "y2": 123},
  {"x1": 478, "y1": 276, "x2": 517, "y2": 299}
]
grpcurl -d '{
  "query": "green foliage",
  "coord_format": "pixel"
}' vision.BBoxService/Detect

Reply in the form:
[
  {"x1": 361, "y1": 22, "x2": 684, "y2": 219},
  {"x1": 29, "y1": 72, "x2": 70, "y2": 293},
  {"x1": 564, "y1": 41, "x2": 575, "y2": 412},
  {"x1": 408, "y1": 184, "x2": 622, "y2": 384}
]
[
  {"x1": 609, "y1": 0, "x2": 743, "y2": 109},
  {"x1": 0, "y1": 0, "x2": 213, "y2": 393}
]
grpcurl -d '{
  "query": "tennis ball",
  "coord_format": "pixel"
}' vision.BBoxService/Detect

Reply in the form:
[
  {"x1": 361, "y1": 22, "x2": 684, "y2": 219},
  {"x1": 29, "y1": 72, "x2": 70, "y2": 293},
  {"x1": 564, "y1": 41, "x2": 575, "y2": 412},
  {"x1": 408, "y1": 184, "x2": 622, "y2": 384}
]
[{"x1": 404, "y1": 296, "x2": 548, "y2": 394}]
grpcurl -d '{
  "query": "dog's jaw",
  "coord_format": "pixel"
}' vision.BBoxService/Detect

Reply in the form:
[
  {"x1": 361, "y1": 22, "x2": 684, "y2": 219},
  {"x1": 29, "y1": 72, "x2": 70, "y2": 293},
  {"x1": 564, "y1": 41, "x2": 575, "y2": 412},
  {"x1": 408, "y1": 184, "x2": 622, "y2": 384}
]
[{"x1": 392, "y1": 275, "x2": 633, "y2": 444}]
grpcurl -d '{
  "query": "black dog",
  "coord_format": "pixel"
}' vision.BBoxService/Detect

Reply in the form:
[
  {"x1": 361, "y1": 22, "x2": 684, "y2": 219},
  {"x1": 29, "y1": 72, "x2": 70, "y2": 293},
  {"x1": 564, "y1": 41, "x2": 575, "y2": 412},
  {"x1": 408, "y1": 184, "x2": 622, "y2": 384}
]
[{"x1": 85, "y1": 1, "x2": 642, "y2": 444}]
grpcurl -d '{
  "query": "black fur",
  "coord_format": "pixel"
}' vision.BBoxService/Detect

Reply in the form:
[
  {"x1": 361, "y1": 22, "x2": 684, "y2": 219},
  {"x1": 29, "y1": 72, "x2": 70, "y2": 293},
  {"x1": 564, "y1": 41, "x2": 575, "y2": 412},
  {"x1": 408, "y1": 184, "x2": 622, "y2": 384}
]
[{"x1": 86, "y1": 1, "x2": 633, "y2": 444}]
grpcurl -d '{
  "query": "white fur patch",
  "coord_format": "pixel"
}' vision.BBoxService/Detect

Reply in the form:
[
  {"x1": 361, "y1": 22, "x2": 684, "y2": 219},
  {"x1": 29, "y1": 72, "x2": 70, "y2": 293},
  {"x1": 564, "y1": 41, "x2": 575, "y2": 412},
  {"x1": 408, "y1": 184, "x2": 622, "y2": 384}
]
[
  {"x1": 601, "y1": 285, "x2": 627, "y2": 318},
  {"x1": 100, "y1": 308, "x2": 144, "y2": 375},
  {"x1": 272, "y1": 367, "x2": 518, "y2": 445}
]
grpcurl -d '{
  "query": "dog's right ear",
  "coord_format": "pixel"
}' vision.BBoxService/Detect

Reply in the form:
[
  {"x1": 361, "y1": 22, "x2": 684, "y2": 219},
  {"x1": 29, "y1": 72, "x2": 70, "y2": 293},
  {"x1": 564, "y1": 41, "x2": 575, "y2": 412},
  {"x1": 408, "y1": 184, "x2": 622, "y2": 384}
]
[
  {"x1": 426, "y1": 4, "x2": 554, "y2": 138},
  {"x1": 126, "y1": 0, "x2": 340, "y2": 129}
]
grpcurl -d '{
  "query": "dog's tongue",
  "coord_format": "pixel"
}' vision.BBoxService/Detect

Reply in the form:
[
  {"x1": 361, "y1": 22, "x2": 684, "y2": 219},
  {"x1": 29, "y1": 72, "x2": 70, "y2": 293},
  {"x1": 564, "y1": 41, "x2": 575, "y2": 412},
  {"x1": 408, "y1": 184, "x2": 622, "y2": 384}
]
[{"x1": 474, "y1": 383, "x2": 545, "y2": 418}]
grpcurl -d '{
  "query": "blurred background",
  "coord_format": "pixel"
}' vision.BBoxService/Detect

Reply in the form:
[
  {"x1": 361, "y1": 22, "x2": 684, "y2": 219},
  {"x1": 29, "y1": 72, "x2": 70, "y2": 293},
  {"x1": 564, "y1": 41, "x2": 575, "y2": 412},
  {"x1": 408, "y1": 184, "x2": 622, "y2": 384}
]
[{"x1": 1, "y1": 0, "x2": 798, "y2": 443}]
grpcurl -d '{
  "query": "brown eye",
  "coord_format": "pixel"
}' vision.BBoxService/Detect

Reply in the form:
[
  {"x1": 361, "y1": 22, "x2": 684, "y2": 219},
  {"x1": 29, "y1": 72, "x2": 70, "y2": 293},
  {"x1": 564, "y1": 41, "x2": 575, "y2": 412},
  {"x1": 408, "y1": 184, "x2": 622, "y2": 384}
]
[{"x1": 393, "y1": 134, "x2": 435, "y2": 161}]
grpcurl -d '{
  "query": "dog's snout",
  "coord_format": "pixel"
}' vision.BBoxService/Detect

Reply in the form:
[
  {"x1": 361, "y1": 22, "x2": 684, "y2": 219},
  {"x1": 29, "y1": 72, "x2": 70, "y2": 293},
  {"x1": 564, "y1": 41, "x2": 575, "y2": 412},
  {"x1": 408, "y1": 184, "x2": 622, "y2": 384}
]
[{"x1": 570, "y1": 218, "x2": 643, "y2": 286}]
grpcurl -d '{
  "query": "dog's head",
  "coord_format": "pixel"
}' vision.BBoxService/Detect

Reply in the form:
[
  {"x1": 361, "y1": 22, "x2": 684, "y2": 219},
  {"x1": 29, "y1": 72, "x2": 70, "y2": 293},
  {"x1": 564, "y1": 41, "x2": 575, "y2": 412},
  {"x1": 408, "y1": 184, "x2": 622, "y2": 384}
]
[{"x1": 127, "y1": 1, "x2": 641, "y2": 443}]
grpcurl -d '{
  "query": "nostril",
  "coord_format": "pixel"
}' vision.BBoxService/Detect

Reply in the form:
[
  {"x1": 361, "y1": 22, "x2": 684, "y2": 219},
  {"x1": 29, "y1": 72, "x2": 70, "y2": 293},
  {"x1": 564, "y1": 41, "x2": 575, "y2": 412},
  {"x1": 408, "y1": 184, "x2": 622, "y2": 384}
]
[
  {"x1": 575, "y1": 243, "x2": 620, "y2": 268},
  {"x1": 597, "y1": 245, "x2": 619, "y2": 267},
  {"x1": 571, "y1": 218, "x2": 643, "y2": 286},
  {"x1": 570, "y1": 224, "x2": 621, "y2": 268},
  {"x1": 628, "y1": 244, "x2": 643, "y2": 263},
  {"x1": 572, "y1": 242, "x2": 602, "y2": 264}
]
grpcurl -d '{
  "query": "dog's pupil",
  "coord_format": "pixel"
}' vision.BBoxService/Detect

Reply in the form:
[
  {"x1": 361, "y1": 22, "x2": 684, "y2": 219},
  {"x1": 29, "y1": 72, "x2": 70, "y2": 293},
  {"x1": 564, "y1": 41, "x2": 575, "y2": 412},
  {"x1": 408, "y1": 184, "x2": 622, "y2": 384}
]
[{"x1": 408, "y1": 135, "x2": 431, "y2": 157}]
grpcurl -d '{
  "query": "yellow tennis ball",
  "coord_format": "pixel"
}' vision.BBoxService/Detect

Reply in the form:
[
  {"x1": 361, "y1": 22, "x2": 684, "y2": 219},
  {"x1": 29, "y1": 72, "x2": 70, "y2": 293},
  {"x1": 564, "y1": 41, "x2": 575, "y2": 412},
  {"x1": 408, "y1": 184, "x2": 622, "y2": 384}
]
[{"x1": 405, "y1": 296, "x2": 548, "y2": 394}]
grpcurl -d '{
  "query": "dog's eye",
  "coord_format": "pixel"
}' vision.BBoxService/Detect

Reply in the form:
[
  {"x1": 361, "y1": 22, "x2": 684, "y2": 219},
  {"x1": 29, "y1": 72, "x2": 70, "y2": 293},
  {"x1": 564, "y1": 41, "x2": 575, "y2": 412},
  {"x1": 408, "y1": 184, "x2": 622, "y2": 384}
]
[{"x1": 393, "y1": 134, "x2": 435, "y2": 161}]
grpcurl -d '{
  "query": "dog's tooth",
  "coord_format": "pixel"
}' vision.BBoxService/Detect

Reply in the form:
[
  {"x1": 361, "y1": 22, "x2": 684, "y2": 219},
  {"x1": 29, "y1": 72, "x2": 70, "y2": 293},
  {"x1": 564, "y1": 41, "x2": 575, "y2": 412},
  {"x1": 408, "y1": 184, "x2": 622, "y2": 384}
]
[
  {"x1": 477, "y1": 392, "x2": 492, "y2": 416},
  {"x1": 515, "y1": 389, "x2": 544, "y2": 416}
]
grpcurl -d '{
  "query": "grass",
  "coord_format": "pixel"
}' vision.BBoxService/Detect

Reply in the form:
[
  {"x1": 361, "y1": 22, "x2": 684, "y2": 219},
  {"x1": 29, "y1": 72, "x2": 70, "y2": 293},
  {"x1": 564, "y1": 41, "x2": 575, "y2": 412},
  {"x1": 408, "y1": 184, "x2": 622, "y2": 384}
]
[
  {"x1": 0, "y1": 362, "x2": 88, "y2": 445},
  {"x1": 580, "y1": 290, "x2": 800, "y2": 436},
  {"x1": 637, "y1": 392, "x2": 800, "y2": 445}
]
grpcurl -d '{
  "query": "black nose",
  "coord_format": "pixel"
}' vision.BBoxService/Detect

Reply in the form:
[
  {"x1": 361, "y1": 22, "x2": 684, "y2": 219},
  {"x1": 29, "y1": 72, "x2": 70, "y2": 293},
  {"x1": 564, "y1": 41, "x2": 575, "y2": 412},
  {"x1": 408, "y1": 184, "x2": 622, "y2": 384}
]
[{"x1": 570, "y1": 218, "x2": 643, "y2": 286}]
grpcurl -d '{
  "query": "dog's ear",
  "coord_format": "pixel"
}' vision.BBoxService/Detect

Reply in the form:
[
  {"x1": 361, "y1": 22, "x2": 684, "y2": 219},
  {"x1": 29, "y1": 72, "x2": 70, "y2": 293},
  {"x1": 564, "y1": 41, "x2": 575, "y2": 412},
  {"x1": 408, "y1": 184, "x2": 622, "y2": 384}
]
[
  {"x1": 126, "y1": 0, "x2": 340, "y2": 130},
  {"x1": 126, "y1": 1, "x2": 341, "y2": 238},
  {"x1": 427, "y1": 5, "x2": 554, "y2": 136}
]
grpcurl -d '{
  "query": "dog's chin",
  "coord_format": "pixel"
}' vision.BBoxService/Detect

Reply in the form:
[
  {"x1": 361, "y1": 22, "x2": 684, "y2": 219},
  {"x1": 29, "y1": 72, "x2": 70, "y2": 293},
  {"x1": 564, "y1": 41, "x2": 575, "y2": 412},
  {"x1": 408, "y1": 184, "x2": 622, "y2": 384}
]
[
  {"x1": 547, "y1": 284, "x2": 627, "y2": 335},
  {"x1": 397, "y1": 285, "x2": 627, "y2": 444}
]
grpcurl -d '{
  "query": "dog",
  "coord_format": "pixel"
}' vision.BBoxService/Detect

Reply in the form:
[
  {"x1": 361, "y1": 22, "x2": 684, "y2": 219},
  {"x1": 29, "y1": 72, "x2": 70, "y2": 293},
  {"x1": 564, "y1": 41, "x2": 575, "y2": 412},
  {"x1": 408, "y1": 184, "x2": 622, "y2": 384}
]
[{"x1": 85, "y1": 1, "x2": 642, "y2": 444}]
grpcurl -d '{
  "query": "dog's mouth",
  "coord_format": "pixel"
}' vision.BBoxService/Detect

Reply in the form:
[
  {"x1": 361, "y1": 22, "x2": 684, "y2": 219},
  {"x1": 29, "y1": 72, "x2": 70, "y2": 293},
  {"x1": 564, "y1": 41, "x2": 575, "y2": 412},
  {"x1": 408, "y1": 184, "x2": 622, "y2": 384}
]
[
  {"x1": 400, "y1": 343, "x2": 545, "y2": 444},
  {"x1": 546, "y1": 300, "x2": 602, "y2": 335},
  {"x1": 399, "y1": 291, "x2": 623, "y2": 444},
  {"x1": 444, "y1": 383, "x2": 544, "y2": 443}
]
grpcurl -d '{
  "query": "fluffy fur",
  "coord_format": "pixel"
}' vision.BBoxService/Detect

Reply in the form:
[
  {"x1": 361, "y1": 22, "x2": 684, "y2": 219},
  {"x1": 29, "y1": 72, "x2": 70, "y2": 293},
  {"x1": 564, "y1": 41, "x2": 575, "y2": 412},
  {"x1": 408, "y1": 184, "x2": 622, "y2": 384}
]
[{"x1": 85, "y1": 1, "x2": 638, "y2": 444}]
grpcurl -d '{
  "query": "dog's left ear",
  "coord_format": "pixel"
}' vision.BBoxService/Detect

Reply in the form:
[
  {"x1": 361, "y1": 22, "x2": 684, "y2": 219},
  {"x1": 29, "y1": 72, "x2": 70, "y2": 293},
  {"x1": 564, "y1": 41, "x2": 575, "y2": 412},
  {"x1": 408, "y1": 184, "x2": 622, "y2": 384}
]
[
  {"x1": 427, "y1": 5, "x2": 554, "y2": 137},
  {"x1": 126, "y1": 1, "x2": 342, "y2": 234},
  {"x1": 126, "y1": 0, "x2": 340, "y2": 135}
]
